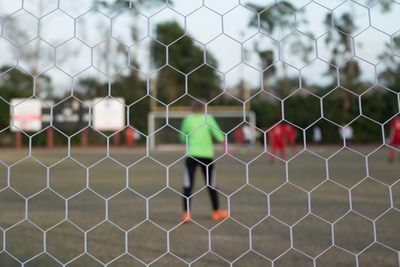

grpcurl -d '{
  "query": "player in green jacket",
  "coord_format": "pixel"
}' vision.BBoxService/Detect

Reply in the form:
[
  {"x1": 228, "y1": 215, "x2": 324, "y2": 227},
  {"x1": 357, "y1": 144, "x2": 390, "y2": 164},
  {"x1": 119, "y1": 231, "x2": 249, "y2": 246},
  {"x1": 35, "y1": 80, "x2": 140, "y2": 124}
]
[{"x1": 179, "y1": 100, "x2": 228, "y2": 223}]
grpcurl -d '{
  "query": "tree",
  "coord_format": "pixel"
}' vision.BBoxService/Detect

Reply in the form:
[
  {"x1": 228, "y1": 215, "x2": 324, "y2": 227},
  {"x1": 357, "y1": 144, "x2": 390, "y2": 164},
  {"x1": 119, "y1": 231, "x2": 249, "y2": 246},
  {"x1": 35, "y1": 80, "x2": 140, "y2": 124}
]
[
  {"x1": 0, "y1": 67, "x2": 34, "y2": 96},
  {"x1": 247, "y1": 2, "x2": 295, "y2": 35},
  {"x1": 0, "y1": 67, "x2": 34, "y2": 130},
  {"x1": 93, "y1": 0, "x2": 166, "y2": 10},
  {"x1": 76, "y1": 0, "x2": 168, "y2": 132},
  {"x1": 324, "y1": 12, "x2": 359, "y2": 83},
  {"x1": 322, "y1": 1, "x2": 395, "y2": 120},
  {"x1": 247, "y1": 2, "x2": 311, "y2": 97},
  {"x1": 377, "y1": 31, "x2": 400, "y2": 92},
  {"x1": 151, "y1": 22, "x2": 222, "y2": 105},
  {"x1": 2, "y1": 1, "x2": 53, "y2": 99}
]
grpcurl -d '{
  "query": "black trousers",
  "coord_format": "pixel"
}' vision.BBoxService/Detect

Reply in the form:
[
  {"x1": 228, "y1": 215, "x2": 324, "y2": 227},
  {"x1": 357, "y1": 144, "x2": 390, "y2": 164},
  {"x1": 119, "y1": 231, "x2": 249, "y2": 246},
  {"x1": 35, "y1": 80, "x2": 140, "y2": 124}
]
[{"x1": 183, "y1": 157, "x2": 219, "y2": 211}]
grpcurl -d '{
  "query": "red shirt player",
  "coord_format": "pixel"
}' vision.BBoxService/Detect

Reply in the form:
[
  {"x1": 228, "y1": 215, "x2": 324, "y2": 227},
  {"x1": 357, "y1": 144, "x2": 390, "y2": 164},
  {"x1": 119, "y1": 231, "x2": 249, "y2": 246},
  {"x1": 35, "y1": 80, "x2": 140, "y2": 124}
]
[
  {"x1": 283, "y1": 123, "x2": 297, "y2": 154},
  {"x1": 389, "y1": 116, "x2": 400, "y2": 162},
  {"x1": 125, "y1": 127, "x2": 135, "y2": 147},
  {"x1": 234, "y1": 127, "x2": 244, "y2": 146},
  {"x1": 268, "y1": 123, "x2": 286, "y2": 162}
]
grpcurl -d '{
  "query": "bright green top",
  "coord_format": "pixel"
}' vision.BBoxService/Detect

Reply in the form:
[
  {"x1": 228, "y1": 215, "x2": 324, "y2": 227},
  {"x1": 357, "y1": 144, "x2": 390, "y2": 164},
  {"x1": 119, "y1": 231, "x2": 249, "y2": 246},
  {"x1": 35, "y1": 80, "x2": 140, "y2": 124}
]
[{"x1": 180, "y1": 113, "x2": 224, "y2": 158}]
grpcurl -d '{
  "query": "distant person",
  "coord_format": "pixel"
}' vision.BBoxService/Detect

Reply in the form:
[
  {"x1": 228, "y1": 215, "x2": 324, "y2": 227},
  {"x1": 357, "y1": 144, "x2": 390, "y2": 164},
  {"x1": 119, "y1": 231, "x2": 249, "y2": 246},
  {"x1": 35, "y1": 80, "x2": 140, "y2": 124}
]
[
  {"x1": 179, "y1": 100, "x2": 228, "y2": 223},
  {"x1": 283, "y1": 123, "x2": 297, "y2": 153},
  {"x1": 339, "y1": 125, "x2": 353, "y2": 146},
  {"x1": 234, "y1": 127, "x2": 244, "y2": 146},
  {"x1": 242, "y1": 124, "x2": 253, "y2": 146},
  {"x1": 389, "y1": 115, "x2": 400, "y2": 163},
  {"x1": 268, "y1": 123, "x2": 286, "y2": 163},
  {"x1": 313, "y1": 126, "x2": 322, "y2": 143},
  {"x1": 125, "y1": 127, "x2": 136, "y2": 146}
]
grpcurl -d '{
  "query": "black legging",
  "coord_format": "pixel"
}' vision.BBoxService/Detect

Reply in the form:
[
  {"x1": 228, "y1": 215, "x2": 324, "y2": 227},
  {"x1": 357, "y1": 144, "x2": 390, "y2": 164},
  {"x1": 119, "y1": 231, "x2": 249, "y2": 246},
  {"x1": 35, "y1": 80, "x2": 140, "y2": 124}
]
[{"x1": 183, "y1": 157, "x2": 219, "y2": 211}]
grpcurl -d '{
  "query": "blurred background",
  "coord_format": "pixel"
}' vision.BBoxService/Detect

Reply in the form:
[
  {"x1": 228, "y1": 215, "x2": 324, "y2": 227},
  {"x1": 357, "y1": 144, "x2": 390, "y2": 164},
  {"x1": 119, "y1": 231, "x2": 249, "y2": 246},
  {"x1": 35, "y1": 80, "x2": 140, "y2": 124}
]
[
  {"x1": 1, "y1": 1, "x2": 400, "y2": 267},
  {"x1": 0, "y1": 0, "x2": 399, "y2": 147}
]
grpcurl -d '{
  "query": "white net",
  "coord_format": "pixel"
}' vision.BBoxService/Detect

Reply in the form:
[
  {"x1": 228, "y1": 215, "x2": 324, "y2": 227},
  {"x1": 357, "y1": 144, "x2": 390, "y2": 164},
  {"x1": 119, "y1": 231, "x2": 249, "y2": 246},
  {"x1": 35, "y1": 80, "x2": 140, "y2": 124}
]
[{"x1": 0, "y1": 0, "x2": 399, "y2": 266}]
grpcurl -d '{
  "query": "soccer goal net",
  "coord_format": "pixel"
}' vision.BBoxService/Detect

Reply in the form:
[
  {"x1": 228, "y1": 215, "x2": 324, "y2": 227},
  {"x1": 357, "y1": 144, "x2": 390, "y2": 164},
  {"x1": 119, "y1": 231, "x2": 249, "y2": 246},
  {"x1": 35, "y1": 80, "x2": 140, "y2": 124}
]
[{"x1": 0, "y1": 0, "x2": 399, "y2": 267}]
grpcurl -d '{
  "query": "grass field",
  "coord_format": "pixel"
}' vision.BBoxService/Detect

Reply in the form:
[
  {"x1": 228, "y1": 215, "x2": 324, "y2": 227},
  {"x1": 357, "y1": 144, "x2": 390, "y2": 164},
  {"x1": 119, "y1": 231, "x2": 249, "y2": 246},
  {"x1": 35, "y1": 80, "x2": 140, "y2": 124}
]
[{"x1": 0, "y1": 145, "x2": 399, "y2": 267}]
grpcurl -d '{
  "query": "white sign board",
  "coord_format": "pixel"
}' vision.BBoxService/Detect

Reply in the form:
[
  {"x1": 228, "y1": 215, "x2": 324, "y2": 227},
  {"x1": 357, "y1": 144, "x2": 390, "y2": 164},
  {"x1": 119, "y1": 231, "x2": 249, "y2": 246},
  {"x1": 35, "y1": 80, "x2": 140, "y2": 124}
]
[
  {"x1": 10, "y1": 98, "x2": 42, "y2": 132},
  {"x1": 92, "y1": 97, "x2": 125, "y2": 131}
]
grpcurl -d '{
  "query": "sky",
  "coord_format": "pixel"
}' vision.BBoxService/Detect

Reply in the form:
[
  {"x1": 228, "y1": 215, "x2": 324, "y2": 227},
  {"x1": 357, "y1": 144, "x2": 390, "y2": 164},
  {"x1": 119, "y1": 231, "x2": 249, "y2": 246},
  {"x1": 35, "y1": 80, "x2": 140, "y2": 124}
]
[{"x1": 0, "y1": 0, "x2": 399, "y2": 97}]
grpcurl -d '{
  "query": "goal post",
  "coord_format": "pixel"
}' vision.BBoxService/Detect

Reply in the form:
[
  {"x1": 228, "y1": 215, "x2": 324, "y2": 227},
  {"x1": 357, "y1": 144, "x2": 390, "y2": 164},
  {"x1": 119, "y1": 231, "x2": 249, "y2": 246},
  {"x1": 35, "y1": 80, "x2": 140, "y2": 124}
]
[{"x1": 148, "y1": 109, "x2": 256, "y2": 150}]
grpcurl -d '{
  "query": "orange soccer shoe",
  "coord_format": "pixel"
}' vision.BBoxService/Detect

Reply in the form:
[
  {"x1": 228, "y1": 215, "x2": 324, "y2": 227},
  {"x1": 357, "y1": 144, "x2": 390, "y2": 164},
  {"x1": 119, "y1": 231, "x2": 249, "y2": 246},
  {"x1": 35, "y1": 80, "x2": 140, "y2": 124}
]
[
  {"x1": 179, "y1": 211, "x2": 192, "y2": 223},
  {"x1": 212, "y1": 210, "x2": 228, "y2": 221}
]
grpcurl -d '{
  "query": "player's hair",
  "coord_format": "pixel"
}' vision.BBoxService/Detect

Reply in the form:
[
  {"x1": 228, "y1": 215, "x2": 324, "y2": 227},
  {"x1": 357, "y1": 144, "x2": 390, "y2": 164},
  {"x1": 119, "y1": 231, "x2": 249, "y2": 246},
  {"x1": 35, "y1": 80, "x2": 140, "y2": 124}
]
[{"x1": 191, "y1": 99, "x2": 205, "y2": 112}]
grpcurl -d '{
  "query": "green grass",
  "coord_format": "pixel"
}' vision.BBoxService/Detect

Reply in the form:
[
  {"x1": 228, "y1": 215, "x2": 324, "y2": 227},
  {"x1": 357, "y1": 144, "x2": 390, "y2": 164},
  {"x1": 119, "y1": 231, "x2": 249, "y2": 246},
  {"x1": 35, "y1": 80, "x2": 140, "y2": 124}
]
[{"x1": 0, "y1": 145, "x2": 399, "y2": 267}]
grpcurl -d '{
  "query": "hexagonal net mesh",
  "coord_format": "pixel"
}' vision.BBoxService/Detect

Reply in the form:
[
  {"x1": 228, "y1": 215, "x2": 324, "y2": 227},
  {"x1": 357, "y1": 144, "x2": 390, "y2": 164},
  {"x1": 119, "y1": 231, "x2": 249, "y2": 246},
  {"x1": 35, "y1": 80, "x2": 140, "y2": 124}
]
[{"x1": 0, "y1": 0, "x2": 399, "y2": 266}]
